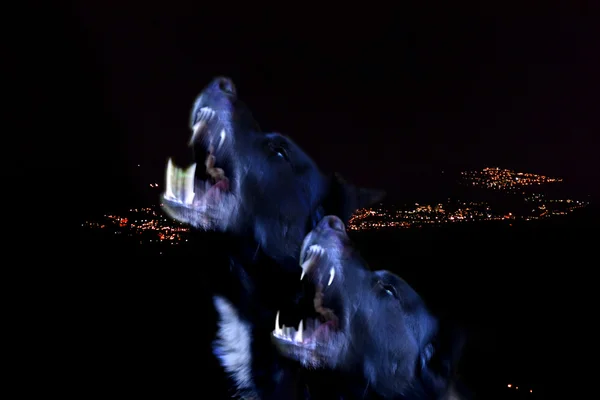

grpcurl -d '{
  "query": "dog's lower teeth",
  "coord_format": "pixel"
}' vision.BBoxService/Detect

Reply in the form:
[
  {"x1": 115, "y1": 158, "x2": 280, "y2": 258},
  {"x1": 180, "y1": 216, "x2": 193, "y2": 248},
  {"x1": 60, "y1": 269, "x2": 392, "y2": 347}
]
[
  {"x1": 274, "y1": 311, "x2": 307, "y2": 343},
  {"x1": 183, "y1": 163, "x2": 196, "y2": 205},
  {"x1": 164, "y1": 159, "x2": 197, "y2": 204}
]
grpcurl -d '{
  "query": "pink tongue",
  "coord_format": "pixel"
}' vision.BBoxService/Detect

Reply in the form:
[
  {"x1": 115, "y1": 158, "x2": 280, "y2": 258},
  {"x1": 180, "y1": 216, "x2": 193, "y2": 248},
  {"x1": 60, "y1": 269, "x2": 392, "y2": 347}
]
[
  {"x1": 205, "y1": 178, "x2": 229, "y2": 202},
  {"x1": 214, "y1": 178, "x2": 229, "y2": 191},
  {"x1": 300, "y1": 321, "x2": 335, "y2": 345},
  {"x1": 313, "y1": 320, "x2": 336, "y2": 340}
]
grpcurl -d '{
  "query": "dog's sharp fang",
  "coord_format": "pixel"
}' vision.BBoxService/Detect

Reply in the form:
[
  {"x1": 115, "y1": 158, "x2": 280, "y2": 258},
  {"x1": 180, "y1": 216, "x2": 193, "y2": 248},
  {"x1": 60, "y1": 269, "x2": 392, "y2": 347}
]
[
  {"x1": 275, "y1": 310, "x2": 282, "y2": 336},
  {"x1": 217, "y1": 129, "x2": 227, "y2": 151},
  {"x1": 295, "y1": 320, "x2": 303, "y2": 343},
  {"x1": 327, "y1": 267, "x2": 335, "y2": 286}
]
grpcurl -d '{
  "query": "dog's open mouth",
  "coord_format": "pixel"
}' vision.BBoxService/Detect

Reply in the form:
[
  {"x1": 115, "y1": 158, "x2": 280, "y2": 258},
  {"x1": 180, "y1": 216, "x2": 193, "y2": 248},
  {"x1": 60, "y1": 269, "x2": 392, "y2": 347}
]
[
  {"x1": 162, "y1": 107, "x2": 238, "y2": 229},
  {"x1": 271, "y1": 245, "x2": 346, "y2": 368}
]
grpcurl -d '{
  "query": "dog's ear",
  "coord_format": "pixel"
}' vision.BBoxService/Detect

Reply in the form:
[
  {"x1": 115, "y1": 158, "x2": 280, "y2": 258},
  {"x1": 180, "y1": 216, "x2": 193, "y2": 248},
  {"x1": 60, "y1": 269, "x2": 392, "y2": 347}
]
[
  {"x1": 419, "y1": 323, "x2": 467, "y2": 398},
  {"x1": 324, "y1": 173, "x2": 386, "y2": 223}
]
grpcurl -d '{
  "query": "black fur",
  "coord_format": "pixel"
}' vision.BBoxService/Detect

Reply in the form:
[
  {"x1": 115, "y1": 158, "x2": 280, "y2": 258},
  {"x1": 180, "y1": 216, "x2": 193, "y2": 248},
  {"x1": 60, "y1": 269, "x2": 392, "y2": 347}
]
[
  {"x1": 162, "y1": 77, "x2": 384, "y2": 399},
  {"x1": 274, "y1": 216, "x2": 466, "y2": 399}
]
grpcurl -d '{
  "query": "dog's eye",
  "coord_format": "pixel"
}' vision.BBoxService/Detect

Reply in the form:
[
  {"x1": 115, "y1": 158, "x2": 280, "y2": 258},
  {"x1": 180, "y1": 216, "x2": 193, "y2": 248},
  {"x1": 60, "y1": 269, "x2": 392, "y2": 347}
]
[
  {"x1": 269, "y1": 144, "x2": 289, "y2": 161},
  {"x1": 378, "y1": 281, "x2": 398, "y2": 298}
]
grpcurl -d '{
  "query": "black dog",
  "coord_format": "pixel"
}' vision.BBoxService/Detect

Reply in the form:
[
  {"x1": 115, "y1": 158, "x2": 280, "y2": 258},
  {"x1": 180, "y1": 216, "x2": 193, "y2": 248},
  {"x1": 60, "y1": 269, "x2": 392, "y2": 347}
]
[
  {"x1": 162, "y1": 77, "x2": 384, "y2": 399},
  {"x1": 272, "y1": 215, "x2": 465, "y2": 399}
]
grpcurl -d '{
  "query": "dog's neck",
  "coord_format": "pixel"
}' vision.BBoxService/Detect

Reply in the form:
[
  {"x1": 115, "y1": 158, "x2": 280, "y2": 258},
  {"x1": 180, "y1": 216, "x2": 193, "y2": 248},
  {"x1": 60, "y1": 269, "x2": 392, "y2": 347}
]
[
  {"x1": 213, "y1": 295, "x2": 258, "y2": 399},
  {"x1": 206, "y1": 205, "x2": 327, "y2": 399},
  {"x1": 210, "y1": 240, "x2": 300, "y2": 399}
]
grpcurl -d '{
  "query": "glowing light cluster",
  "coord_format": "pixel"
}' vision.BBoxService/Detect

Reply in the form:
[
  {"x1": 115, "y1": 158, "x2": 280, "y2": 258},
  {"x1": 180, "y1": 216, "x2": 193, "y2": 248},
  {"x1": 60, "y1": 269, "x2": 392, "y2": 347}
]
[
  {"x1": 348, "y1": 167, "x2": 589, "y2": 231},
  {"x1": 460, "y1": 167, "x2": 562, "y2": 193},
  {"x1": 348, "y1": 201, "x2": 500, "y2": 231},
  {"x1": 83, "y1": 167, "x2": 590, "y2": 236},
  {"x1": 81, "y1": 206, "x2": 190, "y2": 244}
]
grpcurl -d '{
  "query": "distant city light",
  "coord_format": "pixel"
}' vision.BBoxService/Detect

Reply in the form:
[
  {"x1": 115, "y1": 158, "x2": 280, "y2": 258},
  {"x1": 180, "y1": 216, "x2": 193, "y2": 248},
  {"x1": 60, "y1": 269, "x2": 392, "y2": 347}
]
[
  {"x1": 348, "y1": 167, "x2": 589, "y2": 231},
  {"x1": 82, "y1": 167, "x2": 590, "y2": 240}
]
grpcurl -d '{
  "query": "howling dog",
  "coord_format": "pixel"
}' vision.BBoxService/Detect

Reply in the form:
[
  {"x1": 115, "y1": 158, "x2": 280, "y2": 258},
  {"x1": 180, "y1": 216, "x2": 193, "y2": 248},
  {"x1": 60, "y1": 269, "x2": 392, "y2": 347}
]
[
  {"x1": 162, "y1": 77, "x2": 384, "y2": 399},
  {"x1": 271, "y1": 215, "x2": 466, "y2": 399}
]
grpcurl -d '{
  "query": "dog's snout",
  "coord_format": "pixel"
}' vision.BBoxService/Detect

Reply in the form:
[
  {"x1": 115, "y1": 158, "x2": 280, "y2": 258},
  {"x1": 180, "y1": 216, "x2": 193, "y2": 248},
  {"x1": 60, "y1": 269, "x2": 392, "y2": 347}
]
[
  {"x1": 211, "y1": 77, "x2": 236, "y2": 96},
  {"x1": 319, "y1": 215, "x2": 346, "y2": 233}
]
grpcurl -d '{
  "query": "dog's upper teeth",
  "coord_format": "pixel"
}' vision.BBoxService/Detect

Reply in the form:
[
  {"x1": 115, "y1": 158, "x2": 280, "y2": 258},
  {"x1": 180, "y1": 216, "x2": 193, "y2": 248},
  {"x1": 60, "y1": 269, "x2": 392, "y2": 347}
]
[
  {"x1": 196, "y1": 107, "x2": 215, "y2": 123},
  {"x1": 189, "y1": 107, "x2": 215, "y2": 146},
  {"x1": 300, "y1": 245, "x2": 324, "y2": 280},
  {"x1": 327, "y1": 267, "x2": 335, "y2": 286}
]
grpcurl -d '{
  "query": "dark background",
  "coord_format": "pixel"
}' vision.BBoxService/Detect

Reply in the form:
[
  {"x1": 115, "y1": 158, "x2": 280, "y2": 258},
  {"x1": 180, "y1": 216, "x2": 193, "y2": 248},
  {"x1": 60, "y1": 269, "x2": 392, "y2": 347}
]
[
  {"x1": 12, "y1": 1, "x2": 598, "y2": 398},
  {"x1": 15, "y1": 2, "x2": 599, "y2": 217}
]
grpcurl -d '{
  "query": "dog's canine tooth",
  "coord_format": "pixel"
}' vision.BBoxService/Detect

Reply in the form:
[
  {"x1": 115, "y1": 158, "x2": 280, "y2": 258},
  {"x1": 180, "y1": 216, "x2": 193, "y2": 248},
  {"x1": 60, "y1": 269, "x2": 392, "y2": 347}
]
[
  {"x1": 275, "y1": 311, "x2": 282, "y2": 336},
  {"x1": 294, "y1": 320, "x2": 303, "y2": 342},
  {"x1": 218, "y1": 129, "x2": 227, "y2": 151},
  {"x1": 328, "y1": 267, "x2": 335, "y2": 286}
]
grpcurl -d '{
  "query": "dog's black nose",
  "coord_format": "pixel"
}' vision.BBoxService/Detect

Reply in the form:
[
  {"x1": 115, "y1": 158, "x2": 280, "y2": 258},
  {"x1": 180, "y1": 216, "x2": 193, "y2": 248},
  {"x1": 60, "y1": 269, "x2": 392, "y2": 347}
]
[
  {"x1": 319, "y1": 215, "x2": 346, "y2": 233},
  {"x1": 210, "y1": 77, "x2": 236, "y2": 96}
]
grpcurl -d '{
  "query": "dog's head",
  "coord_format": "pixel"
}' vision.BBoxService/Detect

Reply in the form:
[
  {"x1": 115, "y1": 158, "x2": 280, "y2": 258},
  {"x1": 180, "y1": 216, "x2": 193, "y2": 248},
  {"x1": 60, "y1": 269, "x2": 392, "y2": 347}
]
[
  {"x1": 162, "y1": 77, "x2": 384, "y2": 262},
  {"x1": 272, "y1": 215, "x2": 465, "y2": 399}
]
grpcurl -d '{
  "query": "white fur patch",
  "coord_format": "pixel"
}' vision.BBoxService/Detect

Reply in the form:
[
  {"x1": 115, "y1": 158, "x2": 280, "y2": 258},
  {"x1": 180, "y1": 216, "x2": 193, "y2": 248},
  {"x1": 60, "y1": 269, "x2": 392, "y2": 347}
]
[{"x1": 212, "y1": 295, "x2": 256, "y2": 395}]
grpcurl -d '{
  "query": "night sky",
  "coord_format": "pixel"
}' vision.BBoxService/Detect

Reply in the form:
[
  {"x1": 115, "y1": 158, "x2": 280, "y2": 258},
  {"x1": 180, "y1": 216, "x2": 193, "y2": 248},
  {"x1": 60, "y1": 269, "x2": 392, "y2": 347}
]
[{"x1": 18, "y1": 3, "x2": 599, "y2": 219}]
